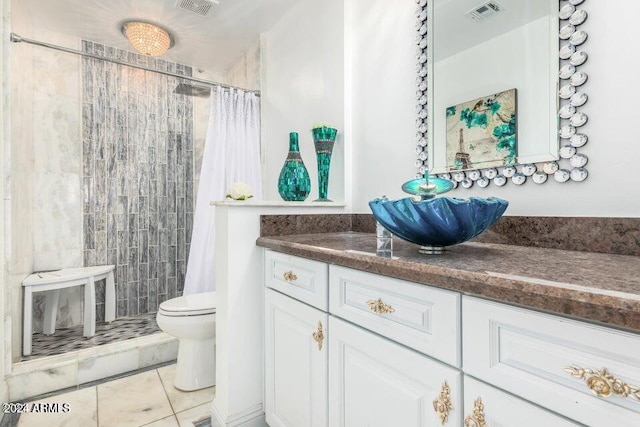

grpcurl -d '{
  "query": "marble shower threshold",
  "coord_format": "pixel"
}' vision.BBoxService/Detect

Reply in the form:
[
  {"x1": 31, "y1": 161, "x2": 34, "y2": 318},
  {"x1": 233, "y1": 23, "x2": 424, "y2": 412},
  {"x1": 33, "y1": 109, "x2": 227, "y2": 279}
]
[{"x1": 9, "y1": 330, "x2": 178, "y2": 401}]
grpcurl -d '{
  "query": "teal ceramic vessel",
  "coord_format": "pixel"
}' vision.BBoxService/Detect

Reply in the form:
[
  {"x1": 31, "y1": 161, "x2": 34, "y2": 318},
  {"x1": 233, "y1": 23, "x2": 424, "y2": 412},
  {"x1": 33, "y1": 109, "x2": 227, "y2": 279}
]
[
  {"x1": 312, "y1": 126, "x2": 337, "y2": 202},
  {"x1": 278, "y1": 132, "x2": 311, "y2": 201}
]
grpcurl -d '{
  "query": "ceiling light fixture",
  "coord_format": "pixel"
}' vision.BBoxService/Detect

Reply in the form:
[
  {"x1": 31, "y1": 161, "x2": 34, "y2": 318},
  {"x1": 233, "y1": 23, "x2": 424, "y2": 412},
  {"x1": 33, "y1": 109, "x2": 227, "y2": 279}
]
[{"x1": 121, "y1": 21, "x2": 174, "y2": 57}]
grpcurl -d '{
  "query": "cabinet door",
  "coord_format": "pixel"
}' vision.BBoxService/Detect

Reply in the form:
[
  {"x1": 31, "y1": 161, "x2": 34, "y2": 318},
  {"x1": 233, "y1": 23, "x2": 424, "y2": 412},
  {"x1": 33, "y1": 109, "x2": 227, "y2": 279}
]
[
  {"x1": 265, "y1": 289, "x2": 328, "y2": 427},
  {"x1": 329, "y1": 316, "x2": 462, "y2": 427},
  {"x1": 463, "y1": 376, "x2": 582, "y2": 427}
]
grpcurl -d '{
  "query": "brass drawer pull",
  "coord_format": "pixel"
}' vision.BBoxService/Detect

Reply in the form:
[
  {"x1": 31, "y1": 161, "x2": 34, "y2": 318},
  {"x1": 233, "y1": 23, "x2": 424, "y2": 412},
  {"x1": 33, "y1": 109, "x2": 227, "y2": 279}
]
[
  {"x1": 283, "y1": 271, "x2": 297, "y2": 282},
  {"x1": 564, "y1": 365, "x2": 640, "y2": 402},
  {"x1": 464, "y1": 397, "x2": 487, "y2": 427},
  {"x1": 366, "y1": 298, "x2": 395, "y2": 314},
  {"x1": 312, "y1": 321, "x2": 324, "y2": 351},
  {"x1": 433, "y1": 381, "x2": 453, "y2": 425}
]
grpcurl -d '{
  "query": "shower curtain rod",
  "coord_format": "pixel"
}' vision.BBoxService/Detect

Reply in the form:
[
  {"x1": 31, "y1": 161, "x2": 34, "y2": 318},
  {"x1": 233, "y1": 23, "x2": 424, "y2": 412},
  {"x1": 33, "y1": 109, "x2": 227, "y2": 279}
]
[{"x1": 9, "y1": 33, "x2": 261, "y2": 96}]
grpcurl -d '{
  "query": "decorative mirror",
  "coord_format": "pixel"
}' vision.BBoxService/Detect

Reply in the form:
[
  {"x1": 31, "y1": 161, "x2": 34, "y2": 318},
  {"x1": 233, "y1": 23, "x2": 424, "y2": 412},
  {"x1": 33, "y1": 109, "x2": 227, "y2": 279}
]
[{"x1": 415, "y1": 0, "x2": 590, "y2": 188}]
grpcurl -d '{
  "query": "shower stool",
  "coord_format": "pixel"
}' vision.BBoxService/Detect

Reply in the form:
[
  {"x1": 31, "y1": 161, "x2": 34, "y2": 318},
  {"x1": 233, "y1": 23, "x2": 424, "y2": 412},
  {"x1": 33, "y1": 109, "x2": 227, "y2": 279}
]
[{"x1": 22, "y1": 265, "x2": 116, "y2": 356}]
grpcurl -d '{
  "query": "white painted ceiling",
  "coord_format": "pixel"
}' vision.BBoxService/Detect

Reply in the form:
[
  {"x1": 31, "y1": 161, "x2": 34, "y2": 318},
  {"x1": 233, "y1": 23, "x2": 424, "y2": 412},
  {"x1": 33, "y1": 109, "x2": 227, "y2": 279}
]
[
  {"x1": 434, "y1": 0, "x2": 553, "y2": 61},
  {"x1": 15, "y1": 0, "x2": 299, "y2": 73}
]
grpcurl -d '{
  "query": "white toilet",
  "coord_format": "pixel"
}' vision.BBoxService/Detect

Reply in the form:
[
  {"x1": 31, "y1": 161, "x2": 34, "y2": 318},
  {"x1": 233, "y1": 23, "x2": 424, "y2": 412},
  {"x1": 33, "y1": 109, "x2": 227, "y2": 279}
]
[{"x1": 156, "y1": 291, "x2": 217, "y2": 391}]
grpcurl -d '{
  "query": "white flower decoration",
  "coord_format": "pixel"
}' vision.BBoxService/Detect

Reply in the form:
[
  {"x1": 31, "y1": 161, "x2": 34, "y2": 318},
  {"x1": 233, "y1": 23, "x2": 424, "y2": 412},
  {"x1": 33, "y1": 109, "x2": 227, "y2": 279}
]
[{"x1": 225, "y1": 182, "x2": 254, "y2": 200}]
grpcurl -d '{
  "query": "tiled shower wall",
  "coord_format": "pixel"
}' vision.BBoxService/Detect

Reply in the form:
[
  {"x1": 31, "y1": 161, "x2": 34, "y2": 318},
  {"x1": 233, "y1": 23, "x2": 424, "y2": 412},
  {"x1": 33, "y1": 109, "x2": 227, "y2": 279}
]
[{"x1": 82, "y1": 41, "x2": 194, "y2": 318}]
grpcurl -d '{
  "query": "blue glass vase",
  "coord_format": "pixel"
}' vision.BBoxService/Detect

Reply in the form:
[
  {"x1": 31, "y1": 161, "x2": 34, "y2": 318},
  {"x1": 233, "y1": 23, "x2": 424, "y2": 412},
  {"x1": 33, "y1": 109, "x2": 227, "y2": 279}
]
[{"x1": 277, "y1": 132, "x2": 311, "y2": 201}]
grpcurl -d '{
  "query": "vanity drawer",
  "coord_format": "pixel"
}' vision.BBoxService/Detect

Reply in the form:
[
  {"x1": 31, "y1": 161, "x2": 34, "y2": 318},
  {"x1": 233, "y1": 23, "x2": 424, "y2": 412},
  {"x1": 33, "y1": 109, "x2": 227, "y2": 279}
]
[
  {"x1": 329, "y1": 265, "x2": 460, "y2": 367},
  {"x1": 463, "y1": 376, "x2": 581, "y2": 426},
  {"x1": 264, "y1": 250, "x2": 328, "y2": 311},
  {"x1": 463, "y1": 296, "x2": 640, "y2": 426}
]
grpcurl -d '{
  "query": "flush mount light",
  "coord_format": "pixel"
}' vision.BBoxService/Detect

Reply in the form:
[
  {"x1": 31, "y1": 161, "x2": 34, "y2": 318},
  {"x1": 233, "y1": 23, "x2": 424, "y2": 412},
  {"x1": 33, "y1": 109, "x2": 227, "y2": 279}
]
[{"x1": 121, "y1": 21, "x2": 174, "y2": 57}]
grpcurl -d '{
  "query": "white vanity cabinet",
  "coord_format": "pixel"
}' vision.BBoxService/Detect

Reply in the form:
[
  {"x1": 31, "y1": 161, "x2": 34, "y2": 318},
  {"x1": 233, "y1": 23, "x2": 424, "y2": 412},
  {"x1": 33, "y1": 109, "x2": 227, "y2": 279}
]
[
  {"x1": 264, "y1": 250, "x2": 462, "y2": 426},
  {"x1": 329, "y1": 265, "x2": 461, "y2": 367},
  {"x1": 265, "y1": 250, "x2": 329, "y2": 311},
  {"x1": 264, "y1": 250, "x2": 330, "y2": 427},
  {"x1": 463, "y1": 296, "x2": 640, "y2": 427},
  {"x1": 463, "y1": 376, "x2": 581, "y2": 426},
  {"x1": 263, "y1": 249, "x2": 640, "y2": 427},
  {"x1": 265, "y1": 288, "x2": 328, "y2": 427},
  {"x1": 329, "y1": 315, "x2": 462, "y2": 426}
]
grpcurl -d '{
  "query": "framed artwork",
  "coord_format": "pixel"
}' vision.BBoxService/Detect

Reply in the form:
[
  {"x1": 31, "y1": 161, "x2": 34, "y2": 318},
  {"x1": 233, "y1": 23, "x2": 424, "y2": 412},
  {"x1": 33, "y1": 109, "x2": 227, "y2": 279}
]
[{"x1": 446, "y1": 88, "x2": 517, "y2": 171}]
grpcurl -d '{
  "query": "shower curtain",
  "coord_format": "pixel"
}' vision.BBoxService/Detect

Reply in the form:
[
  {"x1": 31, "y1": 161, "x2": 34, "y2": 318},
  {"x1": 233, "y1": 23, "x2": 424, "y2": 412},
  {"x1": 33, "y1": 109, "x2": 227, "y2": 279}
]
[{"x1": 183, "y1": 86, "x2": 262, "y2": 295}]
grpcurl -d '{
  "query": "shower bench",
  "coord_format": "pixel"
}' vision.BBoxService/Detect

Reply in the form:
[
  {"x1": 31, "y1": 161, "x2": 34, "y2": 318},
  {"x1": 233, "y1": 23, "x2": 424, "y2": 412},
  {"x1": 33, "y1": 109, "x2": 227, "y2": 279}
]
[{"x1": 22, "y1": 265, "x2": 116, "y2": 356}]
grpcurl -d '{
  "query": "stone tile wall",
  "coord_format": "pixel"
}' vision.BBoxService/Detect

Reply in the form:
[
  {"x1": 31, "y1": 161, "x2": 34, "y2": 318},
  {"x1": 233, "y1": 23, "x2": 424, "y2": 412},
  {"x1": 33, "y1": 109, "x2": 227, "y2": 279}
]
[{"x1": 82, "y1": 41, "x2": 194, "y2": 318}]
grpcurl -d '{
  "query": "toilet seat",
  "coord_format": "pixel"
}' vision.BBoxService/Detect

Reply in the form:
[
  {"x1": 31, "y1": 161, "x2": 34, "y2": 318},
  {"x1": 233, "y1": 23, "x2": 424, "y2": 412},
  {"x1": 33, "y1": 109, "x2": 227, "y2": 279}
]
[{"x1": 159, "y1": 292, "x2": 217, "y2": 317}]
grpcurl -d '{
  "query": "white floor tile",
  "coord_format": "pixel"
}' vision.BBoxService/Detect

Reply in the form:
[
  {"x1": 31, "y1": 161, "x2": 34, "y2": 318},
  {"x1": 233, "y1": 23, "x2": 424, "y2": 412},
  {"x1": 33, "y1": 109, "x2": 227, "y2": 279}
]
[
  {"x1": 97, "y1": 369, "x2": 173, "y2": 427},
  {"x1": 140, "y1": 415, "x2": 180, "y2": 426},
  {"x1": 175, "y1": 403, "x2": 211, "y2": 427},
  {"x1": 157, "y1": 364, "x2": 215, "y2": 413},
  {"x1": 17, "y1": 386, "x2": 97, "y2": 427}
]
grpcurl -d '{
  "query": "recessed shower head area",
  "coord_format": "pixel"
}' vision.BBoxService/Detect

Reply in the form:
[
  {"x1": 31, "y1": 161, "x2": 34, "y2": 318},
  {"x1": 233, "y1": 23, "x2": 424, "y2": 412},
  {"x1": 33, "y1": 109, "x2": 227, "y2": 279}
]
[{"x1": 2, "y1": 0, "x2": 301, "y2": 399}]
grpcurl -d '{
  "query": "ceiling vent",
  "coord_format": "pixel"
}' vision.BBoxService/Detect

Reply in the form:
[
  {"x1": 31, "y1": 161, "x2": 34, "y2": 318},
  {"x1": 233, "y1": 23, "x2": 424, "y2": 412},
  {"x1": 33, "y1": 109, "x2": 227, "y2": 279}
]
[
  {"x1": 175, "y1": 0, "x2": 219, "y2": 17},
  {"x1": 465, "y1": 1, "x2": 503, "y2": 21}
]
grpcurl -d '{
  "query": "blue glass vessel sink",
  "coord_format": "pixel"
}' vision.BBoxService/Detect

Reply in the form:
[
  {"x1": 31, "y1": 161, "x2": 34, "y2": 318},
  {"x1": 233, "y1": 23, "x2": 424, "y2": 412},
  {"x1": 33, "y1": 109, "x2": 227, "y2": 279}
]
[{"x1": 369, "y1": 196, "x2": 509, "y2": 254}]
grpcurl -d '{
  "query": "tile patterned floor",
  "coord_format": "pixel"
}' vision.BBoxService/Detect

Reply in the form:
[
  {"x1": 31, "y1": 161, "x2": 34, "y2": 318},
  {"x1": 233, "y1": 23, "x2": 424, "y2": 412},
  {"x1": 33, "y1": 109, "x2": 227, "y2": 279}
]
[
  {"x1": 14, "y1": 364, "x2": 214, "y2": 427},
  {"x1": 23, "y1": 313, "x2": 161, "y2": 361}
]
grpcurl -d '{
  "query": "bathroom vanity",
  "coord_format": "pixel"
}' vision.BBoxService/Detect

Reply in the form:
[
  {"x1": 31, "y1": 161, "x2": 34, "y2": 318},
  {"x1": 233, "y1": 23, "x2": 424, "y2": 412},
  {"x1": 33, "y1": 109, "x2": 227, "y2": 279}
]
[{"x1": 258, "y1": 232, "x2": 640, "y2": 427}]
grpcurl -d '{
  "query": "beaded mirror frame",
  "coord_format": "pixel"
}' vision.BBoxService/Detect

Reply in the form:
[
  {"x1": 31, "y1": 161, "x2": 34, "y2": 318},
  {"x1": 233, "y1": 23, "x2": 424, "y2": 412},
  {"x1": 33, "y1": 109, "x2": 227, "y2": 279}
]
[{"x1": 415, "y1": 0, "x2": 589, "y2": 188}]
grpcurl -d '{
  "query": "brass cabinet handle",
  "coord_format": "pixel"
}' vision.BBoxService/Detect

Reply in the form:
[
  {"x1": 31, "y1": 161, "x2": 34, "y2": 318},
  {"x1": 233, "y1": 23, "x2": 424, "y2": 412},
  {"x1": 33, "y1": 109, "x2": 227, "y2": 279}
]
[
  {"x1": 366, "y1": 298, "x2": 395, "y2": 314},
  {"x1": 564, "y1": 365, "x2": 640, "y2": 402},
  {"x1": 433, "y1": 381, "x2": 453, "y2": 425},
  {"x1": 312, "y1": 321, "x2": 324, "y2": 351},
  {"x1": 283, "y1": 271, "x2": 297, "y2": 282},
  {"x1": 464, "y1": 397, "x2": 487, "y2": 427}
]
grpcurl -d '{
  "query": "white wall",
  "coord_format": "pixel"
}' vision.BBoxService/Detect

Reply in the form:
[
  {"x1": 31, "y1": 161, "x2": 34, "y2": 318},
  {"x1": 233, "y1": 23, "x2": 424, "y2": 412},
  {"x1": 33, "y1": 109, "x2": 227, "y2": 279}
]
[
  {"x1": 30, "y1": 30, "x2": 83, "y2": 272},
  {"x1": 349, "y1": 0, "x2": 640, "y2": 218},
  {"x1": 347, "y1": 0, "x2": 417, "y2": 210},
  {"x1": 7, "y1": 22, "x2": 85, "y2": 346},
  {"x1": 0, "y1": 0, "x2": 11, "y2": 400},
  {"x1": 262, "y1": 0, "x2": 345, "y2": 202},
  {"x1": 6, "y1": 0, "x2": 37, "y2": 361},
  {"x1": 223, "y1": 40, "x2": 260, "y2": 92}
]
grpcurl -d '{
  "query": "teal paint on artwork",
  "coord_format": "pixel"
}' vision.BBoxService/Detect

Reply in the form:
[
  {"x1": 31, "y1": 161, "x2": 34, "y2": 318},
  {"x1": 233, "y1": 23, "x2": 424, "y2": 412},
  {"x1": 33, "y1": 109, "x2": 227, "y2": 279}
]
[
  {"x1": 492, "y1": 113, "x2": 517, "y2": 164},
  {"x1": 488, "y1": 100, "x2": 501, "y2": 115},
  {"x1": 446, "y1": 106, "x2": 457, "y2": 118},
  {"x1": 460, "y1": 108, "x2": 488, "y2": 128}
]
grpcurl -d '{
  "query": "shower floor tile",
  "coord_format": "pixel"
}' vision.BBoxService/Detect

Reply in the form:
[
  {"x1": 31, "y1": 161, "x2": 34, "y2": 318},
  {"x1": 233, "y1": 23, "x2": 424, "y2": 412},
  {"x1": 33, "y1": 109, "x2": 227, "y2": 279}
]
[{"x1": 22, "y1": 313, "x2": 162, "y2": 361}]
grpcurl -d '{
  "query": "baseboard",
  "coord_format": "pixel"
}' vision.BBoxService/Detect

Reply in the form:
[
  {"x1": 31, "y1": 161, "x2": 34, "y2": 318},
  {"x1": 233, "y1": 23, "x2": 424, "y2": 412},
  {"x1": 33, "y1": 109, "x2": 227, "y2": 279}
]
[{"x1": 210, "y1": 401, "x2": 266, "y2": 427}]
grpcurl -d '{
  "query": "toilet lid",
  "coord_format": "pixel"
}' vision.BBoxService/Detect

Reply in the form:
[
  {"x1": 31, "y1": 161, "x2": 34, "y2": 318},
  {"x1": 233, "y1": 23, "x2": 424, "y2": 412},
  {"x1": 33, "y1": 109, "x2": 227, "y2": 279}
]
[{"x1": 159, "y1": 292, "x2": 217, "y2": 316}]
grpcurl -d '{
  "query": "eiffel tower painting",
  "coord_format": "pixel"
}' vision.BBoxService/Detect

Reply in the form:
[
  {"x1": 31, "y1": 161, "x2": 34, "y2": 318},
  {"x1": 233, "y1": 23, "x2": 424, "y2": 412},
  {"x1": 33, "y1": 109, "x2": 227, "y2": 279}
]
[
  {"x1": 454, "y1": 128, "x2": 471, "y2": 170},
  {"x1": 446, "y1": 88, "x2": 518, "y2": 171}
]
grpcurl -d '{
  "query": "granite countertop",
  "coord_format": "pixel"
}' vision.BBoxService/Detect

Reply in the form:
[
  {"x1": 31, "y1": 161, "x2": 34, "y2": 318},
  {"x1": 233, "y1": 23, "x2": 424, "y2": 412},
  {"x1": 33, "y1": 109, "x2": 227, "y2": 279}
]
[{"x1": 256, "y1": 232, "x2": 640, "y2": 332}]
